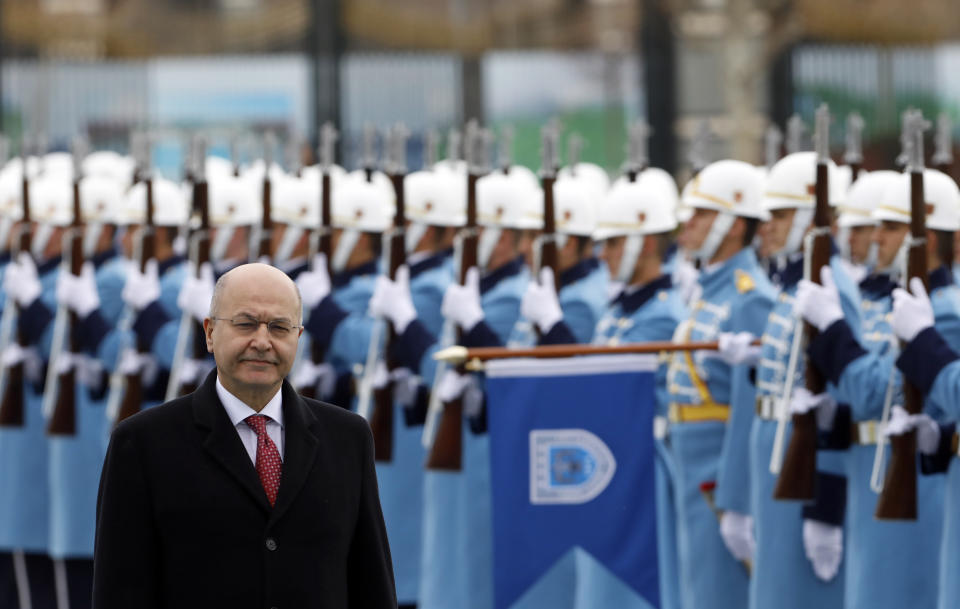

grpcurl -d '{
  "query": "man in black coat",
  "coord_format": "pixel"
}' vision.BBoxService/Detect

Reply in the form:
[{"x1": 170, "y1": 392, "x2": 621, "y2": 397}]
[{"x1": 93, "y1": 262, "x2": 397, "y2": 609}]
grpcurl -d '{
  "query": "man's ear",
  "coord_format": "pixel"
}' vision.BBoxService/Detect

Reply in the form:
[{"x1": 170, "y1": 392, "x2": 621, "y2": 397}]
[{"x1": 203, "y1": 318, "x2": 215, "y2": 353}]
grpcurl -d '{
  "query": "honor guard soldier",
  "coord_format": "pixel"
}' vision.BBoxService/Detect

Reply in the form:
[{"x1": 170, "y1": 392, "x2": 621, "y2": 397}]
[
  {"x1": 745, "y1": 151, "x2": 862, "y2": 609},
  {"x1": 0, "y1": 165, "x2": 74, "y2": 608},
  {"x1": 836, "y1": 170, "x2": 898, "y2": 277},
  {"x1": 798, "y1": 168, "x2": 960, "y2": 609},
  {"x1": 664, "y1": 159, "x2": 775, "y2": 609},
  {"x1": 270, "y1": 171, "x2": 322, "y2": 280}
]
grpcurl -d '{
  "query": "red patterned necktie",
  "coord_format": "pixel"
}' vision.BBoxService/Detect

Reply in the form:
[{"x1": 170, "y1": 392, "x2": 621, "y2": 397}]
[{"x1": 244, "y1": 414, "x2": 282, "y2": 507}]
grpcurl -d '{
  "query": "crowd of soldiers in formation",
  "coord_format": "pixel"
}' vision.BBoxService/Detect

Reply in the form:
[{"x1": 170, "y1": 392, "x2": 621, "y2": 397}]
[{"x1": 2, "y1": 107, "x2": 960, "y2": 609}]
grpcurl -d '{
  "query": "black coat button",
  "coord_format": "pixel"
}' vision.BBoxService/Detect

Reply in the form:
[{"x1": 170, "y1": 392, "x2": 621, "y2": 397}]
[{"x1": 265, "y1": 538, "x2": 277, "y2": 551}]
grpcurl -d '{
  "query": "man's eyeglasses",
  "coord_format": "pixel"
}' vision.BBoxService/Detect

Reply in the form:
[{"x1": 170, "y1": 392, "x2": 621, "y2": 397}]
[{"x1": 211, "y1": 315, "x2": 302, "y2": 338}]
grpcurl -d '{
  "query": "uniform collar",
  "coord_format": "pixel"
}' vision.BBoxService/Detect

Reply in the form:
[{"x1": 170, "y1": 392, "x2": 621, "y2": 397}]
[
  {"x1": 859, "y1": 273, "x2": 897, "y2": 300},
  {"x1": 480, "y1": 255, "x2": 525, "y2": 295},
  {"x1": 92, "y1": 247, "x2": 118, "y2": 270},
  {"x1": 216, "y1": 376, "x2": 284, "y2": 431},
  {"x1": 616, "y1": 274, "x2": 672, "y2": 314},
  {"x1": 409, "y1": 248, "x2": 453, "y2": 279},
  {"x1": 332, "y1": 260, "x2": 378, "y2": 288},
  {"x1": 158, "y1": 254, "x2": 185, "y2": 277},
  {"x1": 777, "y1": 253, "x2": 805, "y2": 289},
  {"x1": 559, "y1": 257, "x2": 600, "y2": 290},
  {"x1": 930, "y1": 265, "x2": 953, "y2": 292},
  {"x1": 698, "y1": 247, "x2": 759, "y2": 296}
]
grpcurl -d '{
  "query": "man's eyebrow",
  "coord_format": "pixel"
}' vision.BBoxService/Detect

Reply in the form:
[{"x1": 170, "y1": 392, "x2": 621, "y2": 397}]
[{"x1": 231, "y1": 310, "x2": 295, "y2": 323}]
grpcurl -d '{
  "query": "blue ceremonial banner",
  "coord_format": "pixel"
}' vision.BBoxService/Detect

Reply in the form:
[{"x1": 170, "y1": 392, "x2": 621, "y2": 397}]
[{"x1": 485, "y1": 354, "x2": 661, "y2": 609}]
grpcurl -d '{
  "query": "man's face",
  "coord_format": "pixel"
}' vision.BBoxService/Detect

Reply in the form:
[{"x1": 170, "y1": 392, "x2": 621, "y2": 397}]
[
  {"x1": 119, "y1": 224, "x2": 138, "y2": 258},
  {"x1": 35, "y1": 224, "x2": 66, "y2": 260},
  {"x1": 874, "y1": 221, "x2": 909, "y2": 269},
  {"x1": 679, "y1": 207, "x2": 718, "y2": 251},
  {"x1": 848, "y1": 224, "x2": 876, "y2": 265},
  {"x1": 600, "y1": 236, "x2": 625, "y2": 277},
  {"x1": 204, "y1": 265, "x2": 303, "y2": 395},
  {"x1": 765, "y1": 208, "x2": 797, "y2": 254}
]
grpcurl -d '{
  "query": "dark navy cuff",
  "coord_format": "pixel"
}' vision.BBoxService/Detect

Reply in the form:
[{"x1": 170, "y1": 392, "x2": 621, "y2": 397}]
[
  {"x1": 74, "y1": 309, "x2": 112, "y2": 355},
  {"x1": 467, "y1": 396, "x2": 488, "y2": 435},
  {"x1": 304, "y1": 296, "x2": 349, "y2": 353},
  {"x1": 328, "y1": 372, "x2": 354, "y2": 411},
  {"x1": 897, "y1": 327, "x2": 959, "y2": 395},
  {"x1": 402, "y1": 385, "x2": 429, "y2": 427},
  {"x1": 132, "y1": 301, "x2": 172, "y2": 352},
  {"x1": 801, "y1": 472, "x2": 847, "y2": 526},
  {"x1": 807, "y1": 319, "x2": 867, "y2": 385},
  {"x1": 539, "y1": 321, "x2": 577, "y2": 346},
  {"x1": 818, "y1": 404, "x2": 852, "y2": 451},
  {"x1": 921, "y1": 422, "x2": 956, "y2": 475},
  {"x1": 144, "y1": 368, "x2": 171, "y2": 403},
  {"x1": 392, "y1": 320, "x2": 436, "y2": 372},
  {"x1": 462, "y1": 321, "x2": 501, "y2": 348},
  {"x1": 18, "y1": 298, "x2": 54, "y2": 345}
]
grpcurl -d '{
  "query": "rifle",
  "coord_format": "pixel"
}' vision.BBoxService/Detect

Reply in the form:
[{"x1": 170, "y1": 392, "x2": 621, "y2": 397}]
[
  {"x1": 785, "y1": 114, "x2": 806, "y2": 154},
  {"x1": 539, "y1": 124, "x2": 561, "y2": 288},
  {"x1": 115, "y1": 139, "x2": 156, "y2": 425},
  {"x1": 299, "y1": 123, "x2": 338, "y2": 401},
  {"x1": 166, "y1": 136, "x2": 210, "y2": 400},
  {"x1": 689, "y1": 119, "x2": 712, "y2": 176},
  {"x1": 0, "y1": 138, "x2": 34, "y2": 427},
  {"x1": 287, "y1": 136, "x2": 303, "y2": 178},
  {"x1": 368, "y1": 124, "x2": 410, "y2": 461},
  {"x1": 46, "y1": 136, "x2": 88, "y2": 435},
  {"x1": 498, "y1": 126, "x2": 513, "y2": 175},
  {"x1": 623, "y1": 120, "x2": 650, "y2": 183},
  {"x1": 932, "y1": 113, "x2": 953, "y2": 176},
  {"x1": 765, "y1": 125, "x2": 783, "y2": 170},
  {"x1": 425, "y1": 121, "x2": 484, "y2": 471},
  {"x1": 874, "y1": 110, "x2": 930, "y2": 521},
  {"x1": 844, "y1": 112, "x2": 865, "y2": 182},
  {"x1": 772, "y1": 104, "x2": 832, "y2": 501},
  {"x1": 257, "y1": 131, "x2": 276, "y2": 262}
]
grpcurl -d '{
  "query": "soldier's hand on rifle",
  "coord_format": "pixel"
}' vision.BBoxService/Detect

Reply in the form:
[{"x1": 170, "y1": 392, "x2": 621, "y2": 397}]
[
  {"x1": 57, "y1": 261, "x2": 100, "y2": 318},
  {"x1": 719, "y1": 511, "x2": 755, "y2": 563},
  {"x1": 3, "y1": 252, "x2": 41, "y2": 307},
  {"x1": 177, "y1": 262, "x2": 215, "y2": 323},
  {"x1": 892, "y1": 277, "x2": 934, "y2": 342},
  {"x1": 794, "y1": 266, "x2": 843, "y2": 331},
  {"x1": 521, "y1": 267, "x2": 563, "y2": 333},
  {"x1": 884, "y1": 404, "x2": 941, "y2": 455},
  {"x1": 436, "y1": 369, "x2": 476, "y2": 403},
  {"x1": 716, "y1": 332, "x2": 761, "y2": 366},
  {"x1": 802, "y1": 519, "x2": 843, "y2": 582},
  {"x1": 122, "y1": 259, "x2": 161, "y2": 311},
  {"x1": 369, "y1": 265, "x2": 416, "y2": 333},
  {"x1": 789, "y1": 386, "x2": 838, "y2": 431},
  {"x1": 442, "y1": 267, "x2": 484, "y2": 332},
  {"x1": 295, "y1": 253, "x2": 331, "y2": 309}
]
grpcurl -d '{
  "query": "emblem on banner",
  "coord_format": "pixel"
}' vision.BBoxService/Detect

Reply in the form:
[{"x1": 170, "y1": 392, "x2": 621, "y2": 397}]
[{"x1": 529, "y1": 429, "x2": 616, "y2": 505}]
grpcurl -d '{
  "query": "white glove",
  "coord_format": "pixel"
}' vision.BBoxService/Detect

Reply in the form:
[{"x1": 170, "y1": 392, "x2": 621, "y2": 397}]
[
  {"x1": 719, "y1": 511, "x2": 755, "y2": 563},
  {"x1": 369, "y1": 265, "x2": 417, "y2": 333},
  {"x1": 884, "y1": 405, "x2": 941, "y2": 455},
  {"x1": 803, "y1": 519, "x2": 843, "y2": 582},
  {"x1": 122, "y1": 259, "x2": 161, "y2": 311},
  {"x1": 436, "y1": 369, "x2": 474, "y2": 403},
  {"x1": 296, "y1": 253, "x2": 332, "y2": 309},
  {"x1": 717, "y1": 332, "x2": 761, "y2": 366},
  {"x1": 521, "y1": 267, "x2": 563, "y2": 333},
  {"x1": 391, "y1": 367, "x2": 421, "y2": 408},
  {"x1": 794, "y1": 266, "x2": 844, "y2": 331},
  {"x1": 892, "y1": 277, "x2": 935, "y2": 342},
  {"x1": 177, "y1": 262, "x2": 215, "y2": 323},
  {"x1": 3, "y1": 252, "x2": 41, "y2": 307},
  {"x1": 789, "y1": 386, "x2": 839, "y2": 431},
  {"x1": 57, "y1": 262, "x2": 100, "y2": 318},
  {"x1": 442, "y1": 267, "x2": 484, "y2": 332}
]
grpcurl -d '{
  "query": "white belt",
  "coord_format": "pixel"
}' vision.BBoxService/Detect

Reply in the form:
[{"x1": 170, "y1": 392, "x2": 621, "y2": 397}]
[
  {"x1": 852, "y1": 420, "x2": 882, "y2": 446},
  {"x1": 755, "y1": 395, "x2": 787, "y2": 421},
  {"x1": 654, "y1": 416, "x2": 669, "y2": 440}
]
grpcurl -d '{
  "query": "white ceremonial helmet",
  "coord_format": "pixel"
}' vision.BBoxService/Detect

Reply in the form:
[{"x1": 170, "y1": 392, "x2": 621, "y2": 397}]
[
  {"x1": 838, "y1": 170, "x2": 897, "y2": 229},
  {"x1": 272, "y1": 174, "x2": 320, "y2": 263},
  {"x1": 41, "y1": 152, "x2": 74, "y2": 182},
  {"x1": 204, "y1": 156, "x2": 236, "y2": 182},
  {"x1": 29, "y1": 175, "x2": 73, "y2": 259},
  {"x1": 551, "y1": 175, "x2": 596, "y2": 238},
  {"x1": 0, "y1": 168, "x2": 21, "y2": 252},
  {"x1": 206, "y1": 173, "x2": 262, "y2": 261},
  {"x1": 120, "y1": 178, "x2": 191, "y2": 227},
  {"x1": 761, "y1": 151, "x2": 843, "y2": 256},
  {"x1": 330, "y1": 171, "x2": 396, "y2": 273},
  {"x1": 683, "y1": 159, "x2": 767, "y2": 262},
  {"x1": 82, "y1": 151, "x2": 135, "y2": 190},
  {"x1": 595, "y1": 178, "x2": 679, "y2": 283},
  {"x1": 476, "y1": 170, "x2": 543, "y2": 269},
  {"x1": 558, "y1": 162, "x2": 610, "y2": 202},
  {"x1": 404, "y1": 168, "x2": 466, "y2": 253},
  {"x1": 874, "y1": 169, "x2": 960, "y2": 232},
  {"x1": 300, "y1": 163, "x2": 348, "y2": 185},
  {"x1": 79, "y1": 175, "x2": 125, "y2": 255}
]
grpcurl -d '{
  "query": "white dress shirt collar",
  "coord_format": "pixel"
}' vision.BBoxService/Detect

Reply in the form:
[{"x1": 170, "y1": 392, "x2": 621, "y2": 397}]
[{"x1": 216, "y1": 377, "x2": 284, "y2": 430}]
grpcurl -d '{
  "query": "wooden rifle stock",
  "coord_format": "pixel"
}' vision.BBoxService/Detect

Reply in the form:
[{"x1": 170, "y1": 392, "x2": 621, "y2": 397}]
[
  {"x1": 774, "y1": 152, "x2": 831, "y2": 501},
  {"x1": 0, "y1": 155, "x2": 33, "y2": 428},
  {"x1": 47, "y1": 171, "x2": 85, "y2": 435},
  {"x1": 117, "y1": 178, "x2": 156, "y2": 425},
  {"x1": 427, "y1": 169, "x2": 480, "y2": 471},
  {"x1": 875, "y1": 168, "x2": 927, "y2": 520}
]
